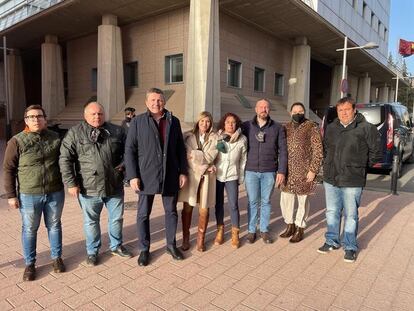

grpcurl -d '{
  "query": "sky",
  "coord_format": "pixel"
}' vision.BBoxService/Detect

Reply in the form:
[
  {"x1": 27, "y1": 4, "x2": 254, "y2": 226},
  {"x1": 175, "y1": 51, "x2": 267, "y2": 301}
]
[{"x1": 389, "y1": 0, "x2": 414, "y2": 75}]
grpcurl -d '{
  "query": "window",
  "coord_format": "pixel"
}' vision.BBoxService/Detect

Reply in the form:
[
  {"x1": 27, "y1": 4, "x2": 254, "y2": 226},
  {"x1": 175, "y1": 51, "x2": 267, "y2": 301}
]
[
  {"x1": 227, "y1": 59, "x2": 242, "y2": 88},
  {"x1": 352, "y1": 0, "x2": 357, "y2": 9},
  {"x1": 124, "y1": 61, "x2": 138, "y2": 88},
  {"x1": 371, "y1": 12, "x2": 375, "y2": 26},
  {"x1": 378, "y1": 21, "x2": 381, "y2": 33},
  {"x1": 384, "y1": 27, "x2": 388, "y2": 40},
  {"x1": 274, "y1": 73, "x2": 284, "y2": 96},
  {"x1": 254, "y1": 67, "x2": 265, "y2": 92},
  {"x1": 165, "y1": 54, "x2": 183, "y2": 83},
  {"x1": 92, "y1": 68, "x2": 97, "y2": 92}
]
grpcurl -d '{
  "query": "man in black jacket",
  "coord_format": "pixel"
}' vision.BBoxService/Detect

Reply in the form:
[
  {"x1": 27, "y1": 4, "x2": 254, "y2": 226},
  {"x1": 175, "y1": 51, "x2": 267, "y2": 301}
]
[
  {"x1": 124, "y1": 88, "x2": 188, "y2": 266},
  {"x1": 60, "y1": 99, "x2": 132, "y2": 266},
  {"x1": 318, "y1": 97, "x2": 382, "y2": 262}
]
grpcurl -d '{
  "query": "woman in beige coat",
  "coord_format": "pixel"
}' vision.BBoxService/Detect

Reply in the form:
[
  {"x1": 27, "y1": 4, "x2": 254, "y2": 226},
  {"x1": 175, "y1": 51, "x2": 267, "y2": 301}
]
[{"x1": 178, "y1": 111, "x2": 218, "y2": 252}]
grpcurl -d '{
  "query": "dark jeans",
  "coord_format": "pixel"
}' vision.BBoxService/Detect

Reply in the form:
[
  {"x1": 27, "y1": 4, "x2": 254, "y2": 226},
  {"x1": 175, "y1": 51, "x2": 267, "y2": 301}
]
[
  {"x1": 137, "y1": 194, "x2": 178, "y2": 251},
  {"x1": 215, "y1": 180, "x2": 240, "y2": 228}
]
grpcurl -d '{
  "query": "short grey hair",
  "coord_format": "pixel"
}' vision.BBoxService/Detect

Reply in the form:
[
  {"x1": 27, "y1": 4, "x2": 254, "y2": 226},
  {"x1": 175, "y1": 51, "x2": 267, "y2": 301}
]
[{"x1": 145, "y1": 87, "x2": 165, "y2": 101}]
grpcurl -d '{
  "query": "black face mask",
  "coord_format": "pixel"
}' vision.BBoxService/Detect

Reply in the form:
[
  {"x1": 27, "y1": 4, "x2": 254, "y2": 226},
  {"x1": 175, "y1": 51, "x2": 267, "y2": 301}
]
[
  {"x1": 292, "y1": 113, "x2": 305, "y2": 124},
  {"x1": 125, "y1": 117, "x2": 132, "y2": 122}
]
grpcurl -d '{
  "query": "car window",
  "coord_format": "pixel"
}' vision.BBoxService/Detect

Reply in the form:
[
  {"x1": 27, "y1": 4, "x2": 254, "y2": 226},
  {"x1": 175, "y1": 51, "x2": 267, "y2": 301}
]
[
  {"x1": 357, "y1": 107, "x2": 384, "y2": 126},
  {"x1": 400, "y1": 107, "x2": 412, "y2": 127},
  {"x1": 392, "y1": 106, "x2": 403, "y2": 126}
]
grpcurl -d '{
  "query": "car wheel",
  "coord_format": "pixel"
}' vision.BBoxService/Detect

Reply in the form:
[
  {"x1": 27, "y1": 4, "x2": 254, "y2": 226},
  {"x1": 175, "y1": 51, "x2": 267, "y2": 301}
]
[{"x1": 407, "y1": 144, "x2": 414, "y2": 163}]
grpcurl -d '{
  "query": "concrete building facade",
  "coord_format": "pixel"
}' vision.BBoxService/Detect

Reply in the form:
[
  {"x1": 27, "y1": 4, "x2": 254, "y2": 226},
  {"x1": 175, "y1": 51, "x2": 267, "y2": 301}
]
[{"x1": 0, "y1": 0, "x2": 397, "y2": 138}]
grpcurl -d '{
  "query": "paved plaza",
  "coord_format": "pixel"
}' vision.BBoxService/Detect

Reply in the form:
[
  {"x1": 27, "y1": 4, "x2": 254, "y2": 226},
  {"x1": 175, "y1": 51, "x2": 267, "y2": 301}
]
[{"x1": 1, "y1": 140, "x2": 414, "y2": 310}]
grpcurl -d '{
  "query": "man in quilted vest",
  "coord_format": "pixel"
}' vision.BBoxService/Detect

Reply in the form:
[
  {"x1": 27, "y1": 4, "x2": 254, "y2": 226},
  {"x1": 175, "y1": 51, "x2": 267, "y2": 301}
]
[{"x1": 3, "y1": 105, "x2": 65, "y2": 281}]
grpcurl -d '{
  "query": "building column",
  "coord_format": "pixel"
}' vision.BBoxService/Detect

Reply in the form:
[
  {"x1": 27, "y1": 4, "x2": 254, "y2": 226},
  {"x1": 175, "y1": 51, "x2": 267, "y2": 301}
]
[
  {"x1": 329, "y1": 64, "x2": 347, "y2": 105},
  {"x1": 185, "y1": 0, "x2": 220, "y2": 123},
  {"x1": 388, "y1": 88, "x2": 395, "y2": 102},
  {"x1": 41, "y1": 35, "x2": 65, "y2": 119},
  {"x1": 287, "y1": 37, "x2": 311, "y2": 116},
  {"x1": 370, "y1": 86, "x2": 377, "y2": 102},
  {"x1": 97, "y1": 14, "x2": 125, "y2": 120},
  {"x1": 378, "y1": 84, "x2": 389, "y2": 102},
  {"x1": 356, "y1": 73, "x2": 371, "y2": 103}
]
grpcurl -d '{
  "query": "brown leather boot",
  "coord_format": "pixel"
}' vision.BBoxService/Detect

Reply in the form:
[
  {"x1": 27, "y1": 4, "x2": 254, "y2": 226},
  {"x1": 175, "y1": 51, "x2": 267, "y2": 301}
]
[
  {"x1": 181, "y1": 203, "x2": 193, "y2": 251},
  {"x1": 214, "y1": 224, "x2": 224, "y2": 245},
  {"x1": 231, "y1": 227, "x2": 240, "y2": 249},
  {"x1": 279, "y1": 223, "x2": 296, "y2": 238},
  {"x1": 197, "y1": 208, "x2": 209, "y2": 252},
  {"x1": 289, "y1": 227, "x2": 304, "y2": 243}
]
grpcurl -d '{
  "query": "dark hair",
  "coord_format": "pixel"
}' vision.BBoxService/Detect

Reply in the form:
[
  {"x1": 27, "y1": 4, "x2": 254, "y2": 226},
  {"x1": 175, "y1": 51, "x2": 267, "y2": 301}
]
[
  {"x1": 336, "y1": 97, "x2": 355, "y2": 109},
  {"x1": 84, "y1": 95, "x2": 98, "y2": 108},
  {"x1": 124, "y1": 107, "x2": 135, "y2": 113},
  {"x1": 290, "y1": 102, "x2": 306, "y2": 112},
  {"x1": 24, "y1": 105, "x2": 46, "y2": 118},
  {"x1": 218, "y1": 112, "x2": 242, "y2": 131},
  {"x1": 146, "y1": 87, "x2": 165, "y2": 101}
]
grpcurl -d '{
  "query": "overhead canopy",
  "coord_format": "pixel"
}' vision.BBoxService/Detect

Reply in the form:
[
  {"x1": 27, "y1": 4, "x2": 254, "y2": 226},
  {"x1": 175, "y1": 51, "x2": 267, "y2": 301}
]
[{"x1": 0, "y1": 0, "x2": 400, "y2": 86}]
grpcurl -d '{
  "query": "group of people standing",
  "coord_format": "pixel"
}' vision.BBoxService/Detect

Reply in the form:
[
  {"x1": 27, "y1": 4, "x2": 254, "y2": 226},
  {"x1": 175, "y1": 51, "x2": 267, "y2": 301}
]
[{"x1": 3, "y1": 87, "x2": 381, "y2": 281}]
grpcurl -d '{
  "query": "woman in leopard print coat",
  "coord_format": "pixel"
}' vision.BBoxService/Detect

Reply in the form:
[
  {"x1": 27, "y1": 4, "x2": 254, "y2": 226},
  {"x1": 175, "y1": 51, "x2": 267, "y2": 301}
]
[{"x1": 279, "y1": 102, "x2": 323, "y2": 243}]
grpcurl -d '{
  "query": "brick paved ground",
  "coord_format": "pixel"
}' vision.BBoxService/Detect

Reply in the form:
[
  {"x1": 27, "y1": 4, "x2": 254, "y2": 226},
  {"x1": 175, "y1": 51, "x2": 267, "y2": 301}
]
[{"x1": 1, "y1": 139, "x2": 414, "y2": 310}]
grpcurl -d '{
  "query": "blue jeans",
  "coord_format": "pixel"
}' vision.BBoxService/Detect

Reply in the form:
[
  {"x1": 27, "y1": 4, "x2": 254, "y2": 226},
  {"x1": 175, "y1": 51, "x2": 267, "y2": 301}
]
[
  {"x1": 324, "y1": 182, "x2": 362, "y2": 251},
  {"x1": 78, "y1": 194, "x2": 124, "y2": 255},
  {"x1": 19, "y1": 191, "x2": 64, "y2": 266},
  {"x1": 215, "y1": 180, "x2": 240, "y2": 228},
  {"x1": 245, "y1": 171, "x2": 276, "y2": 233}
]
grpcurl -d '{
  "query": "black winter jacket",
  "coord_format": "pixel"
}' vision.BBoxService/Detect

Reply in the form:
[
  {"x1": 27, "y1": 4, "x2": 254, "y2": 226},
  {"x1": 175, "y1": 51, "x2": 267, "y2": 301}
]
[
  {"x1": 124, "y1": 110, "x2": 188, "y2": 195},
  {"x1": 59, "y1": 121, "x2": 125, "y2": 197},
  {"x1": 242, "y1": 117, "x2": 287, "y2": 174},
  {"x1": 323, "y1": 113, "x2": 382, "y2": 187}
]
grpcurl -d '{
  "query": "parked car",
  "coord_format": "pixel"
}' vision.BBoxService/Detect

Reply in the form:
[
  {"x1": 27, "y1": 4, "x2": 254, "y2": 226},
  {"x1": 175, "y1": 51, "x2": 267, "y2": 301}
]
[{"x1": 321, "y1": 102, "x2": 414, "y2": 177}]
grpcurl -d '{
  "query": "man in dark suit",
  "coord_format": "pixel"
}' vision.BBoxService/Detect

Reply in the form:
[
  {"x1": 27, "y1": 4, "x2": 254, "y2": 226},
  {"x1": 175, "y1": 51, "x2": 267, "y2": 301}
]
[{"x1": 124, "y1": 87, "x2": 188, "y2": 266}]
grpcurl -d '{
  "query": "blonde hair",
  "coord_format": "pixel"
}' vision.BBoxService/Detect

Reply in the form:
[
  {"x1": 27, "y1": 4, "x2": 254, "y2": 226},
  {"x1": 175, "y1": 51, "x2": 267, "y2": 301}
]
[{"x1": 192, "y1": 111, "x2": 214, "y2": 134}]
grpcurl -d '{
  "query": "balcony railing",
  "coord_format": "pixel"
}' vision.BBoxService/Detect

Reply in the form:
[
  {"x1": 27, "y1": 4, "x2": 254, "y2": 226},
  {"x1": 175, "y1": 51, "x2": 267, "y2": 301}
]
[{"x1": 0, "y1": 0, "x2": 64, "y2": 31}]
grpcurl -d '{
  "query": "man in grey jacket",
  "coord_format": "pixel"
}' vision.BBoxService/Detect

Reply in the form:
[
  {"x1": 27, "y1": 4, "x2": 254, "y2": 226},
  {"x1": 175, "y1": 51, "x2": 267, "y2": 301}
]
[{"x1": 60, "y1": 98, "x2": 132, "y2": 266}]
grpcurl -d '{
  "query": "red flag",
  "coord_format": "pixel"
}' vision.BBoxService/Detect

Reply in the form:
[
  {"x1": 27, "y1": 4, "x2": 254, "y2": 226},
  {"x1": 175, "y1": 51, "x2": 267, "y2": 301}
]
[{"x1": 399, "y1": 39, "x2": 414, "y2": 57}]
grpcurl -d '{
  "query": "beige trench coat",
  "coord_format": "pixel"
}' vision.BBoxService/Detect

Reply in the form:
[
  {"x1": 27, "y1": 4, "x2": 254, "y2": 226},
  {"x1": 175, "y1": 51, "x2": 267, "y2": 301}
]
[{"x1": 178, "y1": 130, "x2": 218, "y2": 208}]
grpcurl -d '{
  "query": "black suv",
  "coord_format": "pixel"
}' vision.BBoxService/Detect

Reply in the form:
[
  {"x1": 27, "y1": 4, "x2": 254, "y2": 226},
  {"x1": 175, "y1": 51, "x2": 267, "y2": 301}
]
[{"x1": 321, "y1": 102, "x2": 414, "y2": 177}]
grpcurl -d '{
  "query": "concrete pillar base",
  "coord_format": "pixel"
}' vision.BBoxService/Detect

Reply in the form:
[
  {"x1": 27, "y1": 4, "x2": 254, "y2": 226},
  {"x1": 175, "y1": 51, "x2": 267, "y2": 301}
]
[
  {"x1": 287, "y1": 37, "x2": 311, "y2": 116},
  {"x1": 97, "y1": 14, "x2": 125, "y2": 120},
  {"x1": 184, "y1": 0, "x2": 220, "y2": 123},
  {"x1": 330, "y1": 64, "x2": 347, "y2": 105},
  {"x1": 41, "y1": 35, "x2": 65, "y2": 119},
  {"x1": 378, "y1": 85, "x2": 389, "y2": 102},
  {"x1": 357, "y1": 73, "x2": 371, "y2": 103}
]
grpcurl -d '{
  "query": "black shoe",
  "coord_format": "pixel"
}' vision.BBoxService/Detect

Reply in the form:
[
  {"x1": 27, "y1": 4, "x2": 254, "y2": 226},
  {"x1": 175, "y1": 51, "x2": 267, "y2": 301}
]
[
  {"x1": 246, "y1": 232, "x2": 256, "y2": 244},
  {"x1": 138, "y1": 251, "x2": 150, "y2": 266},
  {"x1": 344, "y1": 250, "x2": 357, "y2": 263},
  {"x1": 111, "y1": 245, "x2": 132, "y2": 258},
  {"x1": 23, "y1": 264, "x2": 36, "y2": 281},
  {"x1": 166, "y1": 246, "x2": 184, "y2": 261},
  {"x1": 317, "y1": 243, "x2": 340, "y2": 254},
  {"x1": 260, "y1": 232, "x2": 274, "y2": 244},
  {"x1": 86, "y1": 254, "x2": 98, "y2": 266},
  {"x1": 52, "y1": 257, "x2": 66, "y2": 273}
]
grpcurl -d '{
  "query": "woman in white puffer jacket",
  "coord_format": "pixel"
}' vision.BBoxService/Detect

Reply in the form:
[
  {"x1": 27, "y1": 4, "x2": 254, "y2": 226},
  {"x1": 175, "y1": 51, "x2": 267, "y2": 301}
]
[{"x1": 214, "y1": 113, "x2": 247, "y2": 248}]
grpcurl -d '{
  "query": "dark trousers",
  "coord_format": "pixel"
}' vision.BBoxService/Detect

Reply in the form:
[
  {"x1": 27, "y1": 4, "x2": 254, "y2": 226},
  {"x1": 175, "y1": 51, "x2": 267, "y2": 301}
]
[
  {"x1": 215, "y1": 180, "x2": 240, "y2": 228},
  {"x1": 137, "y1": 194, "x2": 178, "y2": 251}
]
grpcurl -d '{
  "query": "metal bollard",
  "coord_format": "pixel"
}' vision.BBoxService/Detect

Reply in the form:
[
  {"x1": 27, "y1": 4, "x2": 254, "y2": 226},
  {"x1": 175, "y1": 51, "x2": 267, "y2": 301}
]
[{"x1": 390, "y1": 154, "x2": 399, "y2": 195}]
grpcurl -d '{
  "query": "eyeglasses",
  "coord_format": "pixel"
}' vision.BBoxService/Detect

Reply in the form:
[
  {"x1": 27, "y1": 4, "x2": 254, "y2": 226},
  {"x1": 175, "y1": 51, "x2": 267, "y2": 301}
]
[{"x1": 25, "y1": 115, "x2": 45, "y2": 120}]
